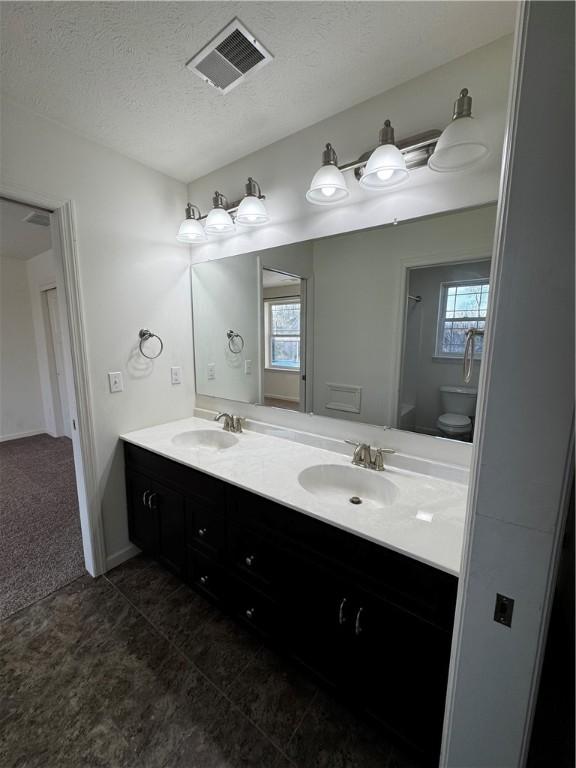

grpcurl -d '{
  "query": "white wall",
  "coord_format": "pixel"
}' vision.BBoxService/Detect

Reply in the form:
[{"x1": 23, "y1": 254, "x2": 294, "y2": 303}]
[
  {"x1": 192, "y1": 254, "x2": 259, "y2": 404},
  {"x1": 0, "y1": 255, "x2": 45, "y2": 440},
  {"x1": 0, "y1": 99, "x2": 193, "y2": 569},
  {"x1": 188, "y1": 36, "x2": 512, "y2": 263},
  {"x1": 312, "y1": 206, "x2": 496, "y2": 426}
]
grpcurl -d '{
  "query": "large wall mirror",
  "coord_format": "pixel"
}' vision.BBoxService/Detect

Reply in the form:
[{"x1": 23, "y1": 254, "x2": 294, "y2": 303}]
[{"x1": 191, "y1": 203, "x2": 496, "y2": 442}]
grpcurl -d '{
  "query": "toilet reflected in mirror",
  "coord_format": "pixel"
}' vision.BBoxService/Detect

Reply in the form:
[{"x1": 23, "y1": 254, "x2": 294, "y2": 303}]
[{"x1": 398, "y1": 258, "x2": 490, "y2": 441}]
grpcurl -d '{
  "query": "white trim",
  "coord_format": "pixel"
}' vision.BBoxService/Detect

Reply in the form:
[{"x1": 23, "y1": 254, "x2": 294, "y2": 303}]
[
  {"x1": 106, "y1": 543, "x2": 141, "y2": 572},
  {"x1": 0, "y1": 430, "x2": 46, "y2": 443},
  {"x1": 0, "y1": 180, "x2": 105, "y2": 577}
]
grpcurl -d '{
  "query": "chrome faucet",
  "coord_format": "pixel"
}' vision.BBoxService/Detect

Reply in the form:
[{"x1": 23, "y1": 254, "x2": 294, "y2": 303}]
[
  {"x1": 214, "y1": 412, "x2": 244, "y2": 433},
  {"x1": 346, "y1": 441, "x2": 395, "y2": 471}
]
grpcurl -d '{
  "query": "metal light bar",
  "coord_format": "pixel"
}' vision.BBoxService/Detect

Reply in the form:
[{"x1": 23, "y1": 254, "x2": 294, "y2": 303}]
[{"x1": 337, "y1": 129, "x2": 442, "y2": 181}]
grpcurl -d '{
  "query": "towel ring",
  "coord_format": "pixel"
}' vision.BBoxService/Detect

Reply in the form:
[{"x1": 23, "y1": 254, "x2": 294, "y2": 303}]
[
  {"x1": 139, "y1": 329, "x2": 164, "y2": 359},
  {"x1": 227, "y1": 330, "x2": 244, "y2": 354}
]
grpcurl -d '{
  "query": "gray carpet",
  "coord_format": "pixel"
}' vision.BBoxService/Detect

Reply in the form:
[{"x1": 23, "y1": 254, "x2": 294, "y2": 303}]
[{"x1": 0, "y1": 433, "x2": 85, "y2": 620}]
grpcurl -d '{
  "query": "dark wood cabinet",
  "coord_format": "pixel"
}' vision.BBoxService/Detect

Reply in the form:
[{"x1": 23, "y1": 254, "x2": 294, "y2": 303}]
[{"x1": 124, "y1": 442, "x2": 457, "y2": 761}]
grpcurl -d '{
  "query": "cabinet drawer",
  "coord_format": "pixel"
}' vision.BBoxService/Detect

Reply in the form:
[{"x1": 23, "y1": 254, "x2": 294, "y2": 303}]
[
  {"x1": 187, "y1": 499, "x2": 226, "y2": 556},
  {"x1": 188, "y1": 548, "x2": 223, "y2": 602},
  {"x1": 227, "y1": 525, "x2": 279, "y2": 592},
  {"x1": 228, "y1": 578, "x2": 278, "y2": 638}
]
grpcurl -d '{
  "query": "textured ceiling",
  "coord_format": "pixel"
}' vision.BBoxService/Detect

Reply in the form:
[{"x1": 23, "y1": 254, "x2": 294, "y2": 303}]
[
  {"x1": 0, "y1": 2, "x2": 516, "y2": 183},
  {"x1": 0, "y1": 200, "x2": 52, "y2": 261}
]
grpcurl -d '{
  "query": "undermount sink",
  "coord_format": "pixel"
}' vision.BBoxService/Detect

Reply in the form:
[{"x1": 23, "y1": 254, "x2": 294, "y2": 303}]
[
  {"x1": 171, "y1": 429, "x2": 238, "y2": 451},
  {"x1": 298, "y1": 464, "x2": 398, "y2": 509}
]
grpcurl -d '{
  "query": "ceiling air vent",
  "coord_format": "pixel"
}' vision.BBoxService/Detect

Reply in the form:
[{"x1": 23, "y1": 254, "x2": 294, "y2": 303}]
[
  {"x1": 23, "y1": 210, "x2": 50, "y2": 227},
  {"x1": 187, "y1": 18, "x2": 273, "y2": 94}
]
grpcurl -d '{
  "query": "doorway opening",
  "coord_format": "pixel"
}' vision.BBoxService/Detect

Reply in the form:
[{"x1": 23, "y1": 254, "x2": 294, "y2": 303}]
[
  {"x1": 0, "y1": 195, "x2": 94, "y2": 618},
  {"x1": 261, "y1": 268, "x2": 306, "y2": 411}
]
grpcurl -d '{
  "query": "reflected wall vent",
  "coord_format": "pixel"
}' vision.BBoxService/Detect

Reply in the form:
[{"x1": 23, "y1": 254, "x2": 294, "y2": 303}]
[
  {"x1": 23, "y1": 210, "x2": 50, "y2": 227},
  {"x1": 186, "y1": 18, "x2": 273, "y2": 94}
]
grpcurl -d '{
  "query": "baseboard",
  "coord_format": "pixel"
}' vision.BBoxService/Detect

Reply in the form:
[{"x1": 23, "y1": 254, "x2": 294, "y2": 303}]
[
  {"x1": 105, "y1": 543, "x2": 141, "y2": 572},
  {"x1": 264, "y1": 395, "x2": 300, "y2": 403},
  {"x1": 0, "y1": 429, "x2": 46, "y2": 443}
]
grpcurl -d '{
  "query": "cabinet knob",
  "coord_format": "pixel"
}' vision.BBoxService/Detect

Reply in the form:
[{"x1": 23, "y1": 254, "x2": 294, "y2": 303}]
[
  {"x1": 245, "y1": 607, "x2": 255, "y2": 620},
  {"x1": 199, "y1": 575, "x2": 209, "y2": 585},
  {"x1": 198, "y1": 527, "x2": 207, "y2": 538},
  {"x1": 245, "y1": 554, "x2": 255, "y2": 567}
]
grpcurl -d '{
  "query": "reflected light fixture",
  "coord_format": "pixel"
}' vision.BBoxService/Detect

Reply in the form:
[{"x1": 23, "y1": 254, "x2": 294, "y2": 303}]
[
  {"x1": 306, "y1": 143, "x2": 350, "y2": 205},
  {"x1": 176, "y1": 204, "x2": 206, "y2": 243},
  {"x1": 428, "y1": 88, "x2": 489, "y2": 172},
  {"x1": 359, "y1": 120, "x2": 409, "y2": 189},
  {"x1": 236, "y1": 177, "x2": 269, "y2": 226},
  {"x1": 205, "y1": 192, "x2": 236, "y2": 235}
]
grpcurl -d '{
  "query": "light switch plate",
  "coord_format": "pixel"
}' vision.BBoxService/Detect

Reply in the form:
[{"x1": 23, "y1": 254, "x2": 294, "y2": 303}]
[
  {"x1": 108, "y1": 371, "x2": 123, "y2": 393},
  {"x1": 244, "y1": 359, "x2": 252, "y2": 375},
  {"x1": 171, "y1": 366, "x2": 182, "y2": 385},
  {"x1": 207, "y1": 363, "x2": 216, "y2": 380}
]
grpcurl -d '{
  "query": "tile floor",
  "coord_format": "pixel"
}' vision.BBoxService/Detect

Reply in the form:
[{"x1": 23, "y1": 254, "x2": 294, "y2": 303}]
[{"x1": 0, "y1": 555, "x2": 424, "y2": 768}]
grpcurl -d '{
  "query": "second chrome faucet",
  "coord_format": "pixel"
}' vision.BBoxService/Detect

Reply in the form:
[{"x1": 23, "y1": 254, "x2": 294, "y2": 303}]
[
  {"x1": 215, "y1": 412, "x2": 244, "y2": 434},
  {"x1": 346, "y1": 441, "x2": 395, "y2": 471}
]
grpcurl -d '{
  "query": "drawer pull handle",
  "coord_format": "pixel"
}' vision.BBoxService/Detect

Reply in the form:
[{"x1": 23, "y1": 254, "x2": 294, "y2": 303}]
[
  {"x1": 199, "y1": 575, "x2": 209, "y2": 585},
  {"x1": 338, "y1": 597, "x2": 348, "y2": 625},
  {"x1": 355, "y1": 607, "x2": 364, "y2": 636},
  {"x1": 245, "y1": 555, "x2": 255, "y2": 567},
  {"x1": 198, "y1": 527, "x2": 207, "y2": 538},
  {"x1": 148, "y1": 492, "x2": 157, "y2": 510},
  {"x1": 245, "y1": 607, "x2": 255, "y2": 620},
  {"x1": 142, "y1": 490, "x2": 150, "y2": 506}
]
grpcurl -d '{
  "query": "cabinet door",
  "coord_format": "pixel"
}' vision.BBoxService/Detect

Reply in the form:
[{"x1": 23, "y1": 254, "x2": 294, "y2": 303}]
[
  {"x1": 126, "y1": 470, "x2": 159, "y2": 553},
  {"x1": 282, "y1": 552, "x2": 355, "y2": 689},
  {"x1": 351, "y1": 588, "x2": 451, "y2": 757},
  {"x1": 151, "y1": 483, "x2": 186, "y2": 576}
]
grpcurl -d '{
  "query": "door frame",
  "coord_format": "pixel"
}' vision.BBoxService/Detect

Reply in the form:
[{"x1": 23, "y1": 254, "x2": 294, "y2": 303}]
[{"x1": 0, "y1": 181, "x2": 105, "y2": 576}]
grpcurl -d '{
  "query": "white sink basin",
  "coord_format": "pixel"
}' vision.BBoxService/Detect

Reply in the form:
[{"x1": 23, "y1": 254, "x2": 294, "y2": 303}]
[
  {"x1": 171, "y1": 430, "x2": 238, "y2": 451},
  {"x1": 298, "y1": 464, "x2": 398, "y2": 509}
]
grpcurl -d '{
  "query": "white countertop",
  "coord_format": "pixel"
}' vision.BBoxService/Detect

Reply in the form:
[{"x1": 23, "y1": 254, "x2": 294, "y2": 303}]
[{"x1": 120, "y1": 416, "x2": 468, "y2": 576}]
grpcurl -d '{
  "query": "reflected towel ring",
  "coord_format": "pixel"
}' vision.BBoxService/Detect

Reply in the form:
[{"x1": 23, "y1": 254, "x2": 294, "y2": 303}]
[
  {"x1": 227, "y1": 330, "x2": 244, "y2": 354},
  {"x1": 139, "y1": 329, "x2": 164, "y2": 359}
]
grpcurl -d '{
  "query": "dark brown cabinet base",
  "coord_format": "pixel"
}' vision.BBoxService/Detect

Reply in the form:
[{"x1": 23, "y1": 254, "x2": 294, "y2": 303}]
[{"x1": 125, "y1": 442, "x2": 457, "y2": 762}]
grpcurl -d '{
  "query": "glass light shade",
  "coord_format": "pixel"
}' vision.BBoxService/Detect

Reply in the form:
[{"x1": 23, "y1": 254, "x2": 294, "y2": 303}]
[
  {"x1": 359, "y1": 144, "x2": 409, "y2": 189},
  {"x1": 428, "y1": 117, "x2": 489, "y2": 172},
  {"x1": 306, "y1": 164, "x2": 349, "y2": 205},
  {"x1": 205, "y1": 206, "x2": 235, "y2": 235},
  {"x1": 236, "y1": 195, "x2": 269, "y2": 226},
  {"x1": 176, "y1": 217, "x2": 206, "y2": 243}
]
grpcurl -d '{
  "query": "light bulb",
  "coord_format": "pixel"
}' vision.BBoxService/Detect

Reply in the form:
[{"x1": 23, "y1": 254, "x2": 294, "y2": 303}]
[
  {"x1": 321, "y1": 187, "x2": 336, "y2": 197},
  {"x1": 377, "y1": 169, "x2": 394, "y2": 181}
]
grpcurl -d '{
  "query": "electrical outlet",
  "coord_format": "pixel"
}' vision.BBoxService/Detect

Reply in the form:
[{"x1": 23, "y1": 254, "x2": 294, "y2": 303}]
[
  {"x1": 171, "y1": 366, "x2": 182, "y2": 385},
  {"x1": 207, "y1": 363, "x2": 216, "y2": 380},
  {"x1": 108, "y1": 371, "x2": 124, "y2": 393},
  {"x1": 244, "y1": 359, "x2": 252, "y2": 375},
  {"x1": 494, "y1": 593, "x2": 514, "y2": 627}
]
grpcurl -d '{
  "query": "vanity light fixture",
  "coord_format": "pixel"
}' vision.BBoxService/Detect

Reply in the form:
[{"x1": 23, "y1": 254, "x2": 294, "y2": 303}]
[
  {"x1": 359, "y1": 120, "x2": 409, "y2": 189},
  {"x1": 235, "y1": 177, "x2": 269, "y2": 226},
  {"x1": 306, "y1": 143, "x2": 350, "y2": 205},
  {"x1": 177, "y1": 178, "x2": 269, "y2": 243},
  {"x1": 428, "y1": 88, "x2": 490, "y2": 173},
  {"x1": 177, "y1": 204, "x2": 207, "y2": 243},
  {"x1": 205, "y1": 192, "x2": 236, "y2": 235}
]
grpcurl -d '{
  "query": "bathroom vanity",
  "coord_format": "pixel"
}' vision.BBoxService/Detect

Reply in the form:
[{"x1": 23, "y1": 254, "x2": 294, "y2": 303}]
[{"x1": 122, "y1": 417, "x2": 465, "y2": 761}]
